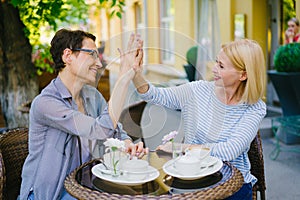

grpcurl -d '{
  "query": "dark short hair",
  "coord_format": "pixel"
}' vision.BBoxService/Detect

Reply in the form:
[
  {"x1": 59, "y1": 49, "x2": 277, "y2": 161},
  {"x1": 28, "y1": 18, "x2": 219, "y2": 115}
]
[
  {"x1": 50, "y1": 29, "x2": 96, "y2": 71},
  {"x1": 289, "y1": 17, "x2": 300, "y2": 26}
]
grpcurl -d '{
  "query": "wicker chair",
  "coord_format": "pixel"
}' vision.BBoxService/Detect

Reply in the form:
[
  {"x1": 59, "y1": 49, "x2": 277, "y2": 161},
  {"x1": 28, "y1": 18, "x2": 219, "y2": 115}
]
[
  {"x1": 0, "y1": 103, "x2": 7, "y2": 133},
  {"x1": 248, "y1": 131, "x2": 266, "y2": 200},
  {"x1": 119, "y1": 101, "x2": 147, "y2": 144},
  {"x1": 0, "y1": 128, "x2": 29, "y2": 200}
]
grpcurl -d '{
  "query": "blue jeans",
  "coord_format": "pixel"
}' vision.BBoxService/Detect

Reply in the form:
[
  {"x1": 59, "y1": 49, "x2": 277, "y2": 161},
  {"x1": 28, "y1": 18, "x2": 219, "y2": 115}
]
[
  {"x1": 225, "y1": 183, "x2": 252, "y2": 200},
  {"x1": 27, "y1": 191, "x2": 34, "y2": 200},
  {"x1": 26, "y1": 190, "x2": 76, "y2": 200}
]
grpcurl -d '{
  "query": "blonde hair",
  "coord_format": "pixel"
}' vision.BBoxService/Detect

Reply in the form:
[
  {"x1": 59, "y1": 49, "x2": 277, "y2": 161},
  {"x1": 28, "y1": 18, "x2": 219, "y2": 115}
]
[{"x1": 222, "y1": 39, "x2": 266, "y2": 104}]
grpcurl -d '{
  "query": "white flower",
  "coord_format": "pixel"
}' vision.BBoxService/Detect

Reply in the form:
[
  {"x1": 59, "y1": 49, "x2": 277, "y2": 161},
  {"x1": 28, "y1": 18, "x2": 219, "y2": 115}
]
[
  {"x1": 104, "y1": 138, "x2": 125, "y2": 151},
  {"x1": 162, "y1": 130, "x2": 178, "y2": 144}
]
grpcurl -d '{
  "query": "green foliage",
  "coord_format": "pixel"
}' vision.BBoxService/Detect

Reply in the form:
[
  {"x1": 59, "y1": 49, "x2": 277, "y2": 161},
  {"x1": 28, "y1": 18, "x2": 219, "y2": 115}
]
[
  {"x1": 9, "y1": 0, "x2": 125, "y2": 75},
  {"x1": 283, "y1": 0, "x2": 296, "y2": 31},
  {"x1": 186, "y1": 46, "x2": 198, "y2": 67},
  {"x1": 32, "y1": 44, "x2": 54, "y2": 75},
  {"x1": 99, "y1": 0, "x2": 125, "y2": 18},
  {"x1": 274, "y1": 43, "x2": 300, "y2": 72},
  {"x1": 11, "y1": 0, "x2": 88, "y2": 45},
  {"x1": 11, "y1": 0, "x2": 125, "y2": 45}
]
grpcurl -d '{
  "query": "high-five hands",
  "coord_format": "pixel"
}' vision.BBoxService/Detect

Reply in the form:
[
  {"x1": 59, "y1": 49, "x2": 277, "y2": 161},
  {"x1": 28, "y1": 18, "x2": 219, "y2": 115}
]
[{"x1": 117, "y1": 33, "x2": 143, "y2": 78}]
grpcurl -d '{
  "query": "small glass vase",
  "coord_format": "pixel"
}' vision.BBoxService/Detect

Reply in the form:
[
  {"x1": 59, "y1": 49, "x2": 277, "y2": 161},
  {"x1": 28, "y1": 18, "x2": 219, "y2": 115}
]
[
  {"x1": 108, "y1": 148, "x2": 121, "y2": 177},
  {"x1": 172, "y1": 142, "x2": 183, "y2": 159}
]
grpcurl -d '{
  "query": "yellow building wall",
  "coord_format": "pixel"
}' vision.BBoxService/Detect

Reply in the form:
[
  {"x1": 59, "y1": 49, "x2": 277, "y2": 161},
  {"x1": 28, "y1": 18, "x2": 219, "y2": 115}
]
[
  {"x1": 221, "y1": 0, "x2": 268, "y2": 64},
  {"x1": 296, "y1": 0, "x2": 300, "y2": 19},
  {"x1": 146, "y1": 0, "x2": 160, "y2": 64},
  {"x1": 252, "y1": 0, "x2": 267, "y2": 53},
  {"x1": 217, "y1": 0, "x2": 232, "y2": 43},
  {"x1": 173, "y1": 0, "x2": 195, "y2": 70},
  {"x1": 108, "y1": 17, "x2": 122, "y2": 59}
]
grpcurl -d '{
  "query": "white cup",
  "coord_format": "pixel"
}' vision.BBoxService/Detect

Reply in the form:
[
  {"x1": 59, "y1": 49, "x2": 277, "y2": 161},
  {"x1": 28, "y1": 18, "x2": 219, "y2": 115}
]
[
  {"x1": 121, "y1": 159, "x2": 149, "y2": 180},
  {"x1": 174, "y1": 155, "x2": 203, "y2": 176},
  {"x1": 185, "y1": 147, "x2": 211, "y2": 161}
]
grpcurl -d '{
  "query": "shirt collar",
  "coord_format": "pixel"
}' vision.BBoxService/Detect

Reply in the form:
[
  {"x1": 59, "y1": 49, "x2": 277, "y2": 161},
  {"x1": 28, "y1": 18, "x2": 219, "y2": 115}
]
[
  {"x1": 54, "y1": 76, "x2": 91, "y2": 103},
  {"x1": 54, "y1": 76, "x2": 72, "y2": 99}
]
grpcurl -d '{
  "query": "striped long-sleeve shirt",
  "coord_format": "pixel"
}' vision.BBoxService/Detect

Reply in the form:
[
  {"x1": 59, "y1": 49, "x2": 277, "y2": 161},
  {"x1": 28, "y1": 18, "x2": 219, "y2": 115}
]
[{"x1": 139, "y1": 80, "x2": 266, "y2": 185}]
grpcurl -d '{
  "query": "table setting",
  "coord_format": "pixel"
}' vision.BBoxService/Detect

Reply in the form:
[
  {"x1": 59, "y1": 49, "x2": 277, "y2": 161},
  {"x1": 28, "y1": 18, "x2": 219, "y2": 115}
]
[
  {"x1": 162, "y1": 150, "x2": 223, "y2": 181},
  {"x1": 64, "y1": 132, "x2": 244, "y2": 199},
  {"x1": 91, "y1": 138, "x2": 159, "y2": 188},
  {"x1": 91, "y1": 156, "x2": 160, "y2": 186},
  {"x1": 90, "y1": 133, "x2": 224, "y2": 194}
]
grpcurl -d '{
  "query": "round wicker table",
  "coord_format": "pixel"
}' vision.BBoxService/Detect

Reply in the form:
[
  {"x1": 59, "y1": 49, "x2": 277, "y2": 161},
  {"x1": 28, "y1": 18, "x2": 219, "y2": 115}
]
[{"x1": 64, "y1": 152, "x2": 243, "y2": 200}]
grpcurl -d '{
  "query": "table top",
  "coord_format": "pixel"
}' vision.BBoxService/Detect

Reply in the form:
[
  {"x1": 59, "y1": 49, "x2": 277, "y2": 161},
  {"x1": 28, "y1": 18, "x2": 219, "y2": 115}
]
[{"x1": 64, "y1": 151, "x2": 243, "y2": 200}]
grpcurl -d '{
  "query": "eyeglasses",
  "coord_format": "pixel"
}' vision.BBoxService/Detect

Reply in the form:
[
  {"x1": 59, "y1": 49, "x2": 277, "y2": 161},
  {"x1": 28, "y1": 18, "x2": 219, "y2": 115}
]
[{"x1": 72, "y1": 48, "x2": 99, "y2": 60}]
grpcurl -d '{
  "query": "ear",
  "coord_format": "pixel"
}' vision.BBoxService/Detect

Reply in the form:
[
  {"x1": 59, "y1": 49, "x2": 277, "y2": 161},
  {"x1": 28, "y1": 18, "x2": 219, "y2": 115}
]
[
  {"x1": 240, "y1": 71, "x2": 247, "y2": 81},
  {"x1": 62, "y1": 48, "x2": 73, "y2": 64}
]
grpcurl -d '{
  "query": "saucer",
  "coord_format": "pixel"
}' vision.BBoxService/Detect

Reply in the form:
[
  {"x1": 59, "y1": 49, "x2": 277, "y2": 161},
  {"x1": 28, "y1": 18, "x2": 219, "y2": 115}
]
[
  {"x1": 162, "y1": 156, "x2": 223, "y2": 180},
  {"x1": 92, "y1": 163, "x2": 159, "y2": 186},
  {"x1": 201, "y1": 156, "x2": 219, "y2": 167}
]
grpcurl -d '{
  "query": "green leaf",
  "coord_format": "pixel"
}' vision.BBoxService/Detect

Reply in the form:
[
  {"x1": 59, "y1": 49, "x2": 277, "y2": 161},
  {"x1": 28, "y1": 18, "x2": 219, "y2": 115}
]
[
  {"x1": 111, "y1": 146, "x2": 118, "y2": 151},
  {"x1": 112, "y1": 0, "x2": 117, "y2": 7},
  {"x1": 116, "y1": 11, "x2": 122, "y2": 18},
  {"x1": 110, "y1": 10, "x2": 116, "y2": 18},
  {"x1": 119, "y1": 1, "x2": 125, "y2": 6},
  {"x1": 10, "y1": 0, "x2": 19, "y2": 7}
]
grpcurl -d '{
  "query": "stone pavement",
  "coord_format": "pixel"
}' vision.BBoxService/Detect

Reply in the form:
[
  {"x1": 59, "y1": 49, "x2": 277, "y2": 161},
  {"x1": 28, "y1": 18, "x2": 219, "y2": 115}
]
[
  {"x1": 260, "y1": 137, "x2": 300, "y2": 200},
  {"x1": 259, "y1": 107, "x2": 300, "y2": 200}
]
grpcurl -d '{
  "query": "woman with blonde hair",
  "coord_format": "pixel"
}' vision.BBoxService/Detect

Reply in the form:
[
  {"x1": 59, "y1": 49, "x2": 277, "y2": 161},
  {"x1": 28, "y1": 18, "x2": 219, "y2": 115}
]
[{"x1": 132, "y1": 39, "x2": 266, "y2": 199}]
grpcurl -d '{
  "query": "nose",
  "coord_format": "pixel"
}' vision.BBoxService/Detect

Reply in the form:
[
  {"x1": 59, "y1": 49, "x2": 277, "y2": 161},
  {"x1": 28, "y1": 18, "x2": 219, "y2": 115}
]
[
  {"x1": 95, "y1": 57, "x2": 103, "y2": 69},
  {"x1": 212, "y1": 63, "x2": 218, "y2": 74}
]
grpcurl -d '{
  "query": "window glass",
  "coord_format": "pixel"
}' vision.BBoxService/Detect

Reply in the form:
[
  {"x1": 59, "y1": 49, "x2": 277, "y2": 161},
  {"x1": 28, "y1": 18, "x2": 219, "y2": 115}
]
[{"x1": 160, "y1": 0, "x2": 174, "y2": 64}]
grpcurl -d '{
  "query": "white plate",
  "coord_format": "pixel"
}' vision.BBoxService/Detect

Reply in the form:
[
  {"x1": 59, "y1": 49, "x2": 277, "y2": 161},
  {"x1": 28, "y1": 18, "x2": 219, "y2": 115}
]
[
  {"x1": 163, "y1": 156, "x2": 223, "y2": 180},
  {"x1": 91, "y1": 163, "x2": 160, "y2": 186}
]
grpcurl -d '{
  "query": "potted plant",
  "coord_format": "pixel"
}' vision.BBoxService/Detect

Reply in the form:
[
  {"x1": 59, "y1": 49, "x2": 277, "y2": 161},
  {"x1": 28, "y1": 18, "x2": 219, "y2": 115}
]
[
  {"x1": 183, "y1": 46, "x2": 197, "y2": 82},
  {"x1": 269, "y1": 42, "x2": 300, "y2": 116},
  {"x1": 268, "y1": 42, "x2": 300, "y2": 144}
]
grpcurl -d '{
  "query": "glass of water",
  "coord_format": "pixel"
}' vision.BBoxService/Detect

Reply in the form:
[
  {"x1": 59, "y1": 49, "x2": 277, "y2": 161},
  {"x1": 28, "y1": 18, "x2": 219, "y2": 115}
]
[{"x1": 172, "y1": 142, "x2": 183, "y2": 159}]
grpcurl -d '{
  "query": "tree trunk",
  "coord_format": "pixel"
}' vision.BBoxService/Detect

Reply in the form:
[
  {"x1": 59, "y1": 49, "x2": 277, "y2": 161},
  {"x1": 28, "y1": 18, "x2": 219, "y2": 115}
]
[{"x1": 0, "y1": 2, "x2": 38, "y2": 128}]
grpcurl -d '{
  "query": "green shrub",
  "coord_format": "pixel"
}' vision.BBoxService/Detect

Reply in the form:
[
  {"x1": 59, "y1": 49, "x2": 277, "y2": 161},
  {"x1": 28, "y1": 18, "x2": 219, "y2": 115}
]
[
  {"x1": 274, "y1": 43, "x2": 300, "y2": 72},
  {"x1": 186, "y1": 46, "x2": 198, "y2": 67}
]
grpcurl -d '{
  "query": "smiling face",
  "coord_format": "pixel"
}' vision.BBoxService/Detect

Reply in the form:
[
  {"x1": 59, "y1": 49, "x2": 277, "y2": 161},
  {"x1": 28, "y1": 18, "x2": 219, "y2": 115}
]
[
  {"x1": 288, "y1": 20, "x2": 299, "y2": 35},
  {"x1": 212, "y1": 50, "x2": 246, "y2": 89},
  {"x1": 70, "y1": 38, "x2": 103, "y2": 85}
]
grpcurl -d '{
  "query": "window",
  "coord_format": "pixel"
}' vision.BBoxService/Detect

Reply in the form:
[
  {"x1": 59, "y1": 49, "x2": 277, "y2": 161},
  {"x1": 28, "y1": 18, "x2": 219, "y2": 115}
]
[
  {"x1": 160, "y1": 0, "x2": 175, "y2": 64},
  {"x1": 195, "y1": 0, "x2": 220, "y2": 80}
]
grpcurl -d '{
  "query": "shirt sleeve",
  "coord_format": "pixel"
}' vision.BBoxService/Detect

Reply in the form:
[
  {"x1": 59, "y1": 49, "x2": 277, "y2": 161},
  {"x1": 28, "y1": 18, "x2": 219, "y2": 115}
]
[
  {"x1": 31, "y1": 94, "x2": 129, "y2": 141},
  {"x1": 138, "y1": 82, "x2": 195, "y2": 110},
  {"x1": 115, "y1": 122, "x2": 132, "y2": 141},
  {"x1": 199, "y1": 100, "x2": 266, "y2": 161}
]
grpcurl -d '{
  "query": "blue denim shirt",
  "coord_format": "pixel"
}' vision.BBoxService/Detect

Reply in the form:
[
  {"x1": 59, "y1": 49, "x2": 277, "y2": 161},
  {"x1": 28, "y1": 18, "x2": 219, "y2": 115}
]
[{"x1": 20, "y1": 77, "x2": 130, "y2": 200}]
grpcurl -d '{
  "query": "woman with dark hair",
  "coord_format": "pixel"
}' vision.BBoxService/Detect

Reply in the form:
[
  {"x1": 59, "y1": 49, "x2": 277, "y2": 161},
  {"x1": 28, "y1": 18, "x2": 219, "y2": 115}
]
[{"x1": 20, "y1": 29, "x2": 146, "y2": 200}]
